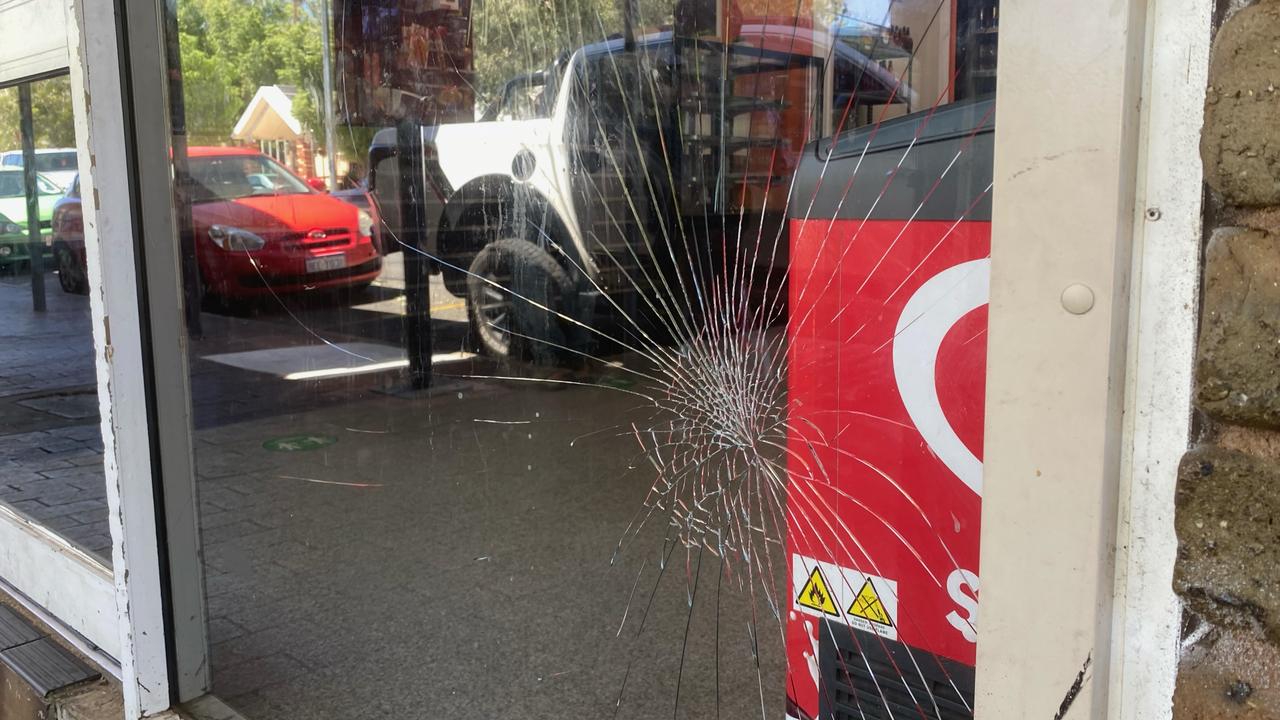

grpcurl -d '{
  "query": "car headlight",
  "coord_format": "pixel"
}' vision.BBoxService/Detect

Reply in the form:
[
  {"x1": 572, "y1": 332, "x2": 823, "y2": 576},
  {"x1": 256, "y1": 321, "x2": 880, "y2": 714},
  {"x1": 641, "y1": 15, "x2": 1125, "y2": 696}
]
[
  {"x1": 1, "y1": 223, "x2": 19, "y2": 234},
  {"x1": 357, "y1": 210, "x2": 374, "y2": 238},
  {"x1": 208, "y1": 224, "x2": 266, "y2": 251},
  {"x1": 0, "y1": 246, "x2": 11, "y2": 256}
]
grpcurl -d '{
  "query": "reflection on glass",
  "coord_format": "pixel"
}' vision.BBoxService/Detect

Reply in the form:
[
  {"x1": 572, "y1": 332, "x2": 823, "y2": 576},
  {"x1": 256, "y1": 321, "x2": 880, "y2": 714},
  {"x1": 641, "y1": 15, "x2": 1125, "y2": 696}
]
[
  {"x1": 167, "y1": 0, "x2": 996, "y2": 716},
  {"x1": 0, "y1": 77, "x2": 108, "y2": 565}
]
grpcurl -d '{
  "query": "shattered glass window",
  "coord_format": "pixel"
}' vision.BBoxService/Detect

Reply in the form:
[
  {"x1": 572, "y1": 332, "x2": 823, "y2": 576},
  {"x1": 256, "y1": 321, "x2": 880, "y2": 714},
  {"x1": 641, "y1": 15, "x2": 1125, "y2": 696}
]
[{"x1": 162, "y1": 0, "x2": 997, "y2": 715}]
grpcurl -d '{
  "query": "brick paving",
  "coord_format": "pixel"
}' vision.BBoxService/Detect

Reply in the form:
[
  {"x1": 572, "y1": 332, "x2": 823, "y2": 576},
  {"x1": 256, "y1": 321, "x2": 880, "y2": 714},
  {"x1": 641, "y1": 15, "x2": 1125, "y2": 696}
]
[
  {"x1": 191, "y1": 379, "x2": 785, "y2": 720},
  {"x1": 1, "y1": 265, "x2": 785, "y2": 718},
  {"x1": 0, "y1": 274, "x2": 109, "y2": 563}
]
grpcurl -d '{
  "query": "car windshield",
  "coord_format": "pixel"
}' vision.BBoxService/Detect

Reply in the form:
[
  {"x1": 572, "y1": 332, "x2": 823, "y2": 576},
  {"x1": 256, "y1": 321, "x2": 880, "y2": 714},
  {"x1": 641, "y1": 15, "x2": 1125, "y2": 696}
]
[
  {"x1": 0, "y1": 172, "x2": 61, "y2": 197},
  {"x1": 34, "y1": 152, "x2": 77, "y2": 173},
  {"x1": 187, "y1": 154, "x2": 312, "y2": 202}
]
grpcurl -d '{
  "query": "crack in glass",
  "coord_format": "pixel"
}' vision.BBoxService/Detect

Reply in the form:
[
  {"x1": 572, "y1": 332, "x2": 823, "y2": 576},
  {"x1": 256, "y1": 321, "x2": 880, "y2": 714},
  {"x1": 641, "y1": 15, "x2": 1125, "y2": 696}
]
[{"x1": 173, "y1": 0, "x2": 998, "y2": 715}]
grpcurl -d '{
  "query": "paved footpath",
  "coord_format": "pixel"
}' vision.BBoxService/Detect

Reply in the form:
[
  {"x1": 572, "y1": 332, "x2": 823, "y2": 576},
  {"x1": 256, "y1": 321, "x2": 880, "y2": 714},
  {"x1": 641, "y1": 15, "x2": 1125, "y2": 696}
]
[
  {"x1": 0, "y1": 273, "x2": 109, "y2": 562},
  {"x1": 0, "y1": 269, "x2": 787, "y2": 719}
]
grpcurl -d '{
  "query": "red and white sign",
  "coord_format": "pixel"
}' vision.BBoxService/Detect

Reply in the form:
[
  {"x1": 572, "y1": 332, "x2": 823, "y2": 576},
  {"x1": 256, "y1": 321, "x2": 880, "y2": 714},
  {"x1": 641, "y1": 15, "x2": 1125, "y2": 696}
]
[{"x1": 785, "y1": 216, "x2": 989, "y2": 717}]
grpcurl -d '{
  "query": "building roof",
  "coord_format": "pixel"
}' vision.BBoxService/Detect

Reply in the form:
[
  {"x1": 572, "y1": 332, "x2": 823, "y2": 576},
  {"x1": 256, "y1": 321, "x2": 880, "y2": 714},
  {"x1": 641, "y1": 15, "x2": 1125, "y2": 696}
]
[{"x1": 231, "y1": 85, "x2": 304, "y2": 141}]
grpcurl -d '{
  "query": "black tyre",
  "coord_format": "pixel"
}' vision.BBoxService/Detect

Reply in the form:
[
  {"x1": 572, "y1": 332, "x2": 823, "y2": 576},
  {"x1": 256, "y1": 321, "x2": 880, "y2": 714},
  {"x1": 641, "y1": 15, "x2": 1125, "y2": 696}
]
[
  {"x1": 335, "y1": 279, "x2": 375, "y2": 303},
  {"x1": 466, "y1": 239, "x2": 572, "y2": 361},
  {"x1": 54, "y1": 245, "x2": 87, "y2": 295}
]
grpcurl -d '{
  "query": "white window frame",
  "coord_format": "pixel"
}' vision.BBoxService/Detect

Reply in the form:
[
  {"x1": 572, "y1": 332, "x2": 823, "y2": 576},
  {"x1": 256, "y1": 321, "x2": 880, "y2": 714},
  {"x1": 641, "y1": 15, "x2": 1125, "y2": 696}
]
[
  {"x1": 62, "y1": 0, "x2": 209, "y2": 713},
  {"x1": 48, "y1": 0, "x2": 1213, "y2": 717},
  {"x1": 1108, "y1": 0, "x2": 1211, "y2": 716},
  {"x1": 0, "y1": 0, "x2": 119, "y2": 678}
]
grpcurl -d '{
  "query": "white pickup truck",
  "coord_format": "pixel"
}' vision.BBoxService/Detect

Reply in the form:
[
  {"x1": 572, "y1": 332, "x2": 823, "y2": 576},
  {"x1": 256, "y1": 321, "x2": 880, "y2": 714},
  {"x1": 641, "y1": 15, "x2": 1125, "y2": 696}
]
[{"x1": 370, "y1": 26, "x2": 906, "y2": 358}]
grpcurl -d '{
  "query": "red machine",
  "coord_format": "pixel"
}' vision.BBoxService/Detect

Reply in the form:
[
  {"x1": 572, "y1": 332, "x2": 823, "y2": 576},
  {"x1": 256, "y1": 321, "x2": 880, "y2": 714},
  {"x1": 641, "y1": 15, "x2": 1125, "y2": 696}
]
[{"x1": 785, "y1": 98, "x2": 994, "y2": 720}]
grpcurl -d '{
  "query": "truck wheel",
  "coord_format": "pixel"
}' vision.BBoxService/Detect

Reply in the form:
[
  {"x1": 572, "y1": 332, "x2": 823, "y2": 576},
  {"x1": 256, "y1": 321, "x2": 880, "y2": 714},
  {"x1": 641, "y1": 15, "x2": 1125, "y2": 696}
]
[{"x1": 467, "y1": 239, "x2": 572, "y2": 361}]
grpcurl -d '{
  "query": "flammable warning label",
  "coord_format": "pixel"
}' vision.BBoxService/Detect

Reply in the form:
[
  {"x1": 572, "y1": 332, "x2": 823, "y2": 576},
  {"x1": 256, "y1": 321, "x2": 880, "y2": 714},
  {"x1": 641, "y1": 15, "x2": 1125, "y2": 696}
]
[
  {"x1": 791, "y1": 554, "x2": 899, "y2": 640},
  {"x1": 796, "y1": 566, "x2": 841, "y2": 617}
]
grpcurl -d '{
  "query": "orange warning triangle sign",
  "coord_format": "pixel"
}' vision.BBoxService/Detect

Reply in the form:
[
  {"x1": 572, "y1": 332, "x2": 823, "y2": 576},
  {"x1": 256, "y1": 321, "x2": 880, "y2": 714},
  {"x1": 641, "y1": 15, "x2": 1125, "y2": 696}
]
[
  {"x1": 848, "y1": 578, "x2": 893, "y2": 627},
  {"x1": 797, "y1": 567, "x2": 840, "y2": 616}
]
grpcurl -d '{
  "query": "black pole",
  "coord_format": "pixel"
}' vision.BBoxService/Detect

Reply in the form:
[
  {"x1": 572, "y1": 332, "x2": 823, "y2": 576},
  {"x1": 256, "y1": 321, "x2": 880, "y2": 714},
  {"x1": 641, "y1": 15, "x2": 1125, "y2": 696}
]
[
  {"x1": 622, "y1": 0, "x2": 637, "y2": 51},
  {"x1": 17, "y1": 84, "x2": 46, "y2": 313},
  {"x1": 397, "y1": 119, "x2": 432, "y2": 389}
]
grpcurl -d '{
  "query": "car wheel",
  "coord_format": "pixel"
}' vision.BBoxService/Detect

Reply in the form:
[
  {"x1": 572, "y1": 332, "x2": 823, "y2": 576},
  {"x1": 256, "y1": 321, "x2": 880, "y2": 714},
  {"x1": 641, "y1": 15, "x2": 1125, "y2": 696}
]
[
  {"x1": 466, "y1": 239, "x2": 572, "y2": 361},
  {"x1": 54, "y1": 246, "x2": 87, "y2": 294}
]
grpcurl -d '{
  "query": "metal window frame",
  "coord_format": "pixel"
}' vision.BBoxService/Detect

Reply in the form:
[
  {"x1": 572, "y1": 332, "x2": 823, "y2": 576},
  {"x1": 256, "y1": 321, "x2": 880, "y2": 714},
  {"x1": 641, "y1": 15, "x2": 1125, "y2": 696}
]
[{"x1": 56, "y1": 0, "x2": 1211, "y2": 715}]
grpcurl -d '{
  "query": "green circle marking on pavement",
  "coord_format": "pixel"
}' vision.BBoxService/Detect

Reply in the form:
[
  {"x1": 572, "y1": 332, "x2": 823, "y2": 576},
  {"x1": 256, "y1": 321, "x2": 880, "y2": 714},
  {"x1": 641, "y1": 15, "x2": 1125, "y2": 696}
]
[{"x1": 263, "y1": 434, "x2": 338, "y2": 452}]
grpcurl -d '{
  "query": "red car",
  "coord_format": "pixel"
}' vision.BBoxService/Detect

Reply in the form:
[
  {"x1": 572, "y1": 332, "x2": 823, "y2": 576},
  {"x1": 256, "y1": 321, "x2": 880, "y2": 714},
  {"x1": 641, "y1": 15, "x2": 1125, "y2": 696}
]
[
  {"x1": 185, "y1": 147, "x2": 381, "y2": 299},
  {"x1": 51, "y1": 147, "x2": 382, "y2": 299}
]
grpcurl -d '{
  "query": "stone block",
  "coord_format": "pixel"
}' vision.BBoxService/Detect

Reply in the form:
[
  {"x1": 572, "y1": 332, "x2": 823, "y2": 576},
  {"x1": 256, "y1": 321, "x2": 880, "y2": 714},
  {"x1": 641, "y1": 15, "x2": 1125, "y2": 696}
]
[
  {"x1": 1195, "y1": 228, "x2": 1280, "y2": 429},
  {"x1": 1174, "y1": 446, "x2": 1280, "y2": 643},
  {"x1": 1202, "y1": 0, "x2": 1280, "y2": 206},
  {"x1": 1174, "y1": 623, "x2": 1280, "y2": 719}
]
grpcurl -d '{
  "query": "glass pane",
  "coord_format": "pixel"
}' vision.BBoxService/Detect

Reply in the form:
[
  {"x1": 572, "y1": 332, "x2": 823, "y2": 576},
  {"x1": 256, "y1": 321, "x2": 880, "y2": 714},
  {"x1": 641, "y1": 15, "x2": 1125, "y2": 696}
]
[
  {"x1": 0, "y1": 76, "x2": 108, "y2": 565},
  {"x1": 166, "y1": 0, "x2": 996, "y2": 715}
]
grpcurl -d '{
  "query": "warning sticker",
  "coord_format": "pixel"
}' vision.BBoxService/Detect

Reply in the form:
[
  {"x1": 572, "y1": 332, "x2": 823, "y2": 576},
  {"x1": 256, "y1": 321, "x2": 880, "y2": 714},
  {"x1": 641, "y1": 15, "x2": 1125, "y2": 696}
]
[
  {"x1": 791, "y1": 554, "x2": 899, "y2": 640},
  {"x1": 796, "y1": 567, "x2": 840, "y2": 617},
  {"x1": 848, "y1": 578, "x2": 893, "y2": 628}
]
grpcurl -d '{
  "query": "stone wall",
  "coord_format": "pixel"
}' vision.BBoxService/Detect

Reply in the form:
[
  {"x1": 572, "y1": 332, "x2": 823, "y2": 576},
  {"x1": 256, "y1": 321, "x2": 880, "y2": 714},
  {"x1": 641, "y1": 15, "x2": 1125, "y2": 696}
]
[{"x1": 1174, "y1": 1, "x2": 1280, "y2": 717}]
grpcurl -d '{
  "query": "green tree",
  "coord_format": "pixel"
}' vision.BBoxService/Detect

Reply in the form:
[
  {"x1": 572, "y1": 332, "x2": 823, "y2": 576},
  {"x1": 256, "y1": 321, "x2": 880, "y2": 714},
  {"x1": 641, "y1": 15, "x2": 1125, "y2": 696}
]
[
  {"x1": 0, "y1": 75, "x2": 77, "y2": 151},
  {"x1": 175, "y1": 0, "x2": 324, "y2": 144}
]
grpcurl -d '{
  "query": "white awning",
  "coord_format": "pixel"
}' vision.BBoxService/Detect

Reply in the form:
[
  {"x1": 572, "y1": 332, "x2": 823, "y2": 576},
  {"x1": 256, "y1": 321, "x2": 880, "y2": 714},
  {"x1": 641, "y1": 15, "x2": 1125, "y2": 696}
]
[{"x1": 0, "y1": 0, "x2": 70, "y2": 86}]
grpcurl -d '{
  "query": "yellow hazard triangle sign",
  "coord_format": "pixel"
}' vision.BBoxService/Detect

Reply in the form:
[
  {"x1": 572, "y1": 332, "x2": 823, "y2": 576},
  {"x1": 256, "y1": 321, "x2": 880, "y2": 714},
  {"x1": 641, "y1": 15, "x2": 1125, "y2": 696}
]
[
  {"x1": 796, "y1": 567, "x2": 840, "y2": 616},
  {"x1": 848, "y1": 578, "x2": 893, "y2": 627}
]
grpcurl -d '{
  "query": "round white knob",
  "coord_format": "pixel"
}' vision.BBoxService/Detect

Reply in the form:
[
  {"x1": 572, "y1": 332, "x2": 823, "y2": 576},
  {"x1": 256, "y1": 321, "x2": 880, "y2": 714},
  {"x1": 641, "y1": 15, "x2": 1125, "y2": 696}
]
[{"x1": 1061, "y1": 284, "x2": 1095, "y2": 315}]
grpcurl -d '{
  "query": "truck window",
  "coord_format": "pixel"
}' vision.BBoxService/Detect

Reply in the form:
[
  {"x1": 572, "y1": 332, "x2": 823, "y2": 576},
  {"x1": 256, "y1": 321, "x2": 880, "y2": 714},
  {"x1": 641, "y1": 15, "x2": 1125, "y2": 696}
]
[
  {"x1": 818, "y1": 0, "x2": 999, "y2": 135},
  {"x1": 492, "y1": 73, "x2": 552, "y2": 121}
]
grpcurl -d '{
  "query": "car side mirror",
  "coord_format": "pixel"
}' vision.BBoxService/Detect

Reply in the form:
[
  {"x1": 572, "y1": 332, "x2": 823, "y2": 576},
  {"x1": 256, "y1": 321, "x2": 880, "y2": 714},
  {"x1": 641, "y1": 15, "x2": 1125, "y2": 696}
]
[{"x1": 306, "y1": 177, "x2": 329, "y2": 192}]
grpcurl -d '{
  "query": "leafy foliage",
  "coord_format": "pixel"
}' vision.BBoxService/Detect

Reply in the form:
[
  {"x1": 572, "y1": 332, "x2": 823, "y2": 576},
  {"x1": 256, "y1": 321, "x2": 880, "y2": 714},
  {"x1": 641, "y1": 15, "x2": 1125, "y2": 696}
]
[
  {"x1": 175, "y1": 0, "x2": 324, "y2": 144},
  {"x1": 0, "y1": 0, "x2": 674, "y2": 158},
  {"x1": 471, "y1": 0, "x2": 672, "y2": 108},
  {"x1": 0, "y1": 76, "x2": 76, "y2": 151}
]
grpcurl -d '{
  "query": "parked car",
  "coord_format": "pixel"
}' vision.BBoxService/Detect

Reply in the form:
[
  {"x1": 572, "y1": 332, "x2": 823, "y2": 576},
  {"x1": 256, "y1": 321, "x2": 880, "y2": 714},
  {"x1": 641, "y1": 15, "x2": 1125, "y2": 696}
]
[
  {"x1": 52, "y1": 148, "x2": 383, "y2": 299},
  {"x1": 0, "y1": 168, "x2": 59, "y2": 271},
  {"x1": 331, "y1": 181, "x2": 387, "y2": 255},
  {"x1": 185, "y1": 147, "x2": 382, "y2": 299},
  {"x1": 0, "y1": 212, "x2": 28, "y2": 272},
  {"x1": 0, "y1": 148, "x2": 79, "y2": 192},
  {"x1": 50, "y1": 175, "x2": 87, "y2": 292},
  {"x1": 0, "y1": 168, "x2": 59, "y2": 236}
]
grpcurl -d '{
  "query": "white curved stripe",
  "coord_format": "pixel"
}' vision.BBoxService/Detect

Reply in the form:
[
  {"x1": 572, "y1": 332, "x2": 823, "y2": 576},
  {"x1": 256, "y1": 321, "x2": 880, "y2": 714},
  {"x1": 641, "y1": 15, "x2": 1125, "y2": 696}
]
[{"x1": 892, "y1": 259, "x2": 990, "y2": 497}]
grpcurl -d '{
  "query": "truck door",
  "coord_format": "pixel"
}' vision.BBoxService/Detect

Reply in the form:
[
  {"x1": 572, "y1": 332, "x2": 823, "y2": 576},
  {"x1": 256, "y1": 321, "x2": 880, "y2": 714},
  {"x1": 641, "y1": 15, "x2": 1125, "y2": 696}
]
[{"x1": 564, "y1": 47, "x2": 665, "y2": 299}]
